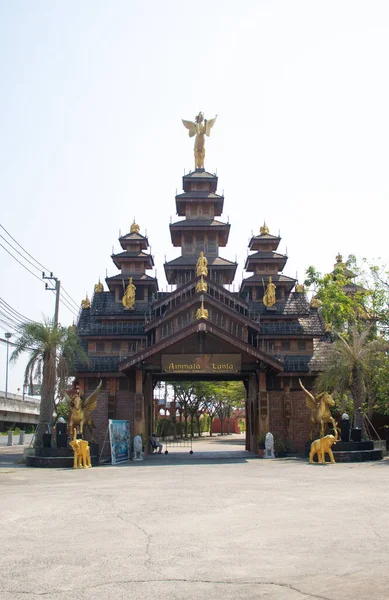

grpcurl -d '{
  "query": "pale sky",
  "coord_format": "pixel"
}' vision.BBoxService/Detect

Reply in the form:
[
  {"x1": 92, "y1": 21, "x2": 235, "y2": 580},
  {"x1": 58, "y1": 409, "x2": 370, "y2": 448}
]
[{"x1": 1, "y1": 0, "x2": 389, "y2": 393}]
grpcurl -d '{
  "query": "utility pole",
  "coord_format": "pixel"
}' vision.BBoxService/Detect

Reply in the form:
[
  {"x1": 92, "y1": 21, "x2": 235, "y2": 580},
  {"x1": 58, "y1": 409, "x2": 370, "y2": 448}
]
[
  {"x1": 42, "y1": 272, "x2": 61, "y2": 326},
  {"x1": 4, "y1": 332, "x2": 12, "y2": 400}
]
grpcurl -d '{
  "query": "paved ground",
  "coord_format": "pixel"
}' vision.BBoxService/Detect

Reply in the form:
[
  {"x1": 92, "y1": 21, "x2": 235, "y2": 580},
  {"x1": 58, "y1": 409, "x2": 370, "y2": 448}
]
[{"x1": 1, "y1": 434, "x2": 389, "y2": 599}]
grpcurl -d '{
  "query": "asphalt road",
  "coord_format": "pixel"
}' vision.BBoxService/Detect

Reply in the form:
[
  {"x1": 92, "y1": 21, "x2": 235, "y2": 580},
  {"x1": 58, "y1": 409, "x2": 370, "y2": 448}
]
[{"x1": 1, "y1": 436, "x2": 389, "y2": 599}]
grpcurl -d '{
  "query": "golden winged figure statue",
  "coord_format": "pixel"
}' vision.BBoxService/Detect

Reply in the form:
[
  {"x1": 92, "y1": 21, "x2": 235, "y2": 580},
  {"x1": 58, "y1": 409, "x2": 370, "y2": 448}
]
[
  {"x1": 182, "y1": 112, "x2": 217, "y2": 170},
  {"x1": 65, "y1": 380, "x2": 102, "y2": 440}
]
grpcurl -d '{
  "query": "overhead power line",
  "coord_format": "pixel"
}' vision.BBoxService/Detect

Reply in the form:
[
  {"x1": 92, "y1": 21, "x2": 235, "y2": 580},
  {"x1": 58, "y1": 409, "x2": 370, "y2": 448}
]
[
  {"x1": 0, "y1": 297, "x2": 34, "y2": 323},
  {"x1": 0, "y1": 232, "x2": 43, "y2": 274},
  {"x1": 0, "y1": 242, "x2": 44, "y2": 283},
  {"x1": 0, "y1": 223, "x2": 50, "y2": 272},
  {"x1": 61, "y1": 286, "x2": 81, "y2": 311},
  {"x1": 0, "y1": 224, "x2": 80, "y2": 319},
  {"x1": 0, "y1": 317, "x2": 19, "y2": 333},
  {"x1": 0, "y1": 308, "x2": 25, "y2": 328}
]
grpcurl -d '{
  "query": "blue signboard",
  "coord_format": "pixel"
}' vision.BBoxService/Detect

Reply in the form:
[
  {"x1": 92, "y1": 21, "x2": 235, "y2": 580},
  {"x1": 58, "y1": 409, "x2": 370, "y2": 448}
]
[{"x1": 108, "y1": 419, "x2": 131, "y2": 464}]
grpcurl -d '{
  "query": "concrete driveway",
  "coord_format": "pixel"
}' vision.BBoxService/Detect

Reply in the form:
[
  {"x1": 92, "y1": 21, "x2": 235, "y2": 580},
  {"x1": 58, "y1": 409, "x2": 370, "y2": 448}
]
[{"x1": 1, "y1": 436, "x2": 389, "y2": 599}]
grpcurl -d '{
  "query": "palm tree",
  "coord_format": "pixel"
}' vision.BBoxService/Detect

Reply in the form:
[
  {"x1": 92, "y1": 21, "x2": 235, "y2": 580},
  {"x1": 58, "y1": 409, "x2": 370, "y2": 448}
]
[
  {"x1": 316, "y1": 325, "x2": 389, "y2": 431},
  {"x1": 11, "y1": 319, "x2": 87, "y2": 447}
]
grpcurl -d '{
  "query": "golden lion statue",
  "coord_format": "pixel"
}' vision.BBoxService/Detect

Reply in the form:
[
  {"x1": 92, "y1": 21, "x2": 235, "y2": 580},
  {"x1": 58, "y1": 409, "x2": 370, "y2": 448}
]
[
  {"x1": 69, "y1": 428, "x2": 92, "y2": 469},
  {"x1": 309, "y1": 424, "x2": 339, "y2": 464}
]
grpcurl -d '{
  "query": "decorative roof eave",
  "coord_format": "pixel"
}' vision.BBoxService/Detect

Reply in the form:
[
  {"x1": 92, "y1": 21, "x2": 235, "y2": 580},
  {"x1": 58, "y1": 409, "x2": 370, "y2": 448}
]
[
  {"x1": 106, "y1": 273, "x2": 157, "y2": 281},
  {"x1": 119, "y1": 320, "x2": 283, "y2": 373},
  {"x1": 164, "y1": 255, "x2": 237, "y2": 268},
  {"x1": 182, "y1": 170, "x2": 218, "y2": 193},
  {"x1": 175, "y1": 193, "x2": 224, "y2": 217},
  {"x1": 248, "y1": 235, "x2": 281, "y2": 252},
  {"x1": 105, "y1": 274, "x2": 158, "y2": 293},
  {"x1": 118, "y1": 232, "x2": 149, "y2": 251},
  {"x1": 244, "y1": 256, "x2": 288, "y2": 272},
  {"x1": 240, "y1": 274, "x2": 296, "y2": 293},
  {"x1": 111, "y1": 254, "x2": 154, "y2": 270},
  {"x1": 151, "y1": 275, "x2": 248, "y2": 312},
  {"x1": 175, "y1": 191, "x2": 223, "y2": 200},
  {"x1": 170, "y1": 221, "x2": 230, "y2": 247},
  {"x1": 144, "y1": 291, "x2": 259, "y2": 334},
  {"x1": 165, "y1": 269, "x2": 236, "y2": 286},
  {"x1": 169, "y1": 219, "x2": 229, "y2": 229}
]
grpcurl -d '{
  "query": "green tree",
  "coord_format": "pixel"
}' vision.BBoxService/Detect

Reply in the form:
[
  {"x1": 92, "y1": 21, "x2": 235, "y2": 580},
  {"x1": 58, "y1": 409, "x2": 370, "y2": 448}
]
[
  {"x1": 304, "y1": 256, "x2": 370, "y2": 331},
  {"x1": 200, "y1": 381, "x2": 245, "y2": 435},
  {"x1": 11, "y1": 319, "x2": 87, "y2": 447},
  {"x1": 316, "y1": 326, "x2": 389, "y2": 431}
]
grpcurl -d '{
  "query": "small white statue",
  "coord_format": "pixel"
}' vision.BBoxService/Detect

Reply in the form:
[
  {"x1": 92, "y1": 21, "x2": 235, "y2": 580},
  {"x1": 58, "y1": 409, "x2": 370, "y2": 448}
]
[
  {"x1": 264, "y1": 432, "x2": 275, "y2": 458},
  {"x1": 133, "y1": 435, "x2": 143, "y2": 461}
]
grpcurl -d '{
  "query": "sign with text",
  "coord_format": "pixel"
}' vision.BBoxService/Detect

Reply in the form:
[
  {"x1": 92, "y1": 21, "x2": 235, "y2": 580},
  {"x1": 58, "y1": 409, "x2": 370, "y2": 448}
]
[
  {"x1": 108, "y1": 420, "x2": 131, "y2": 464},
  {"x1": 162, "y1": 354, "x2": 241, "y2": 374}
]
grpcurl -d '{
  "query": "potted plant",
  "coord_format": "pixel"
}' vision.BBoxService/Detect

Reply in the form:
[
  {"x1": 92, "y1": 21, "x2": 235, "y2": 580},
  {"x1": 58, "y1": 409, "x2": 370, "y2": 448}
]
[
  {"x1": 257, "y1": 434, "x2": 266, "y2": 458},
  {"x1": 275, "y1": 438, "x2": 289, "y2": 458}
]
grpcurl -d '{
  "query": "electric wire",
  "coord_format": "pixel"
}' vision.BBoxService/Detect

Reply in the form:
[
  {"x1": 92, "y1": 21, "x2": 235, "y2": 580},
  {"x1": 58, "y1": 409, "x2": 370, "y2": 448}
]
[
  {"x1": 0, "y1": 232, "x2": 43, "y2": 274},
  {"x1": 50, "y1": 291, "x2": 79, "y2": 319},
  {"x1": 0, "y1": 224, "x2": 81, "y2": 311},
  {"x1": 0, "y1": 311, "x2": 23, "y2": 329},
  {"x1": 0, "y1": 223, "x2": 50, "y2": 272},
  {"x1": 0, "y1": 242, "x2": 44, "y2": 283},
  {"x1": 61, "y1": 286, "x2": 81, "y2": 311},
  {"x1": 0, "y1": 318, "x2": 19, "y2": 333},
  {"x1": 0, "y1": 308, "x2": 25, "y2": 327},
  {"x1": 0, "y1": 297, "x2": 34, "y2": 323}
]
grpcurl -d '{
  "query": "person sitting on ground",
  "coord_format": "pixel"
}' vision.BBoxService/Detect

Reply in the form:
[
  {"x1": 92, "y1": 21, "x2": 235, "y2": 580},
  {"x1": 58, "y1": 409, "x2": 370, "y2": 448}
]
[{"x1": 150, "y1": 433, "x2": 163, "y2": 454}]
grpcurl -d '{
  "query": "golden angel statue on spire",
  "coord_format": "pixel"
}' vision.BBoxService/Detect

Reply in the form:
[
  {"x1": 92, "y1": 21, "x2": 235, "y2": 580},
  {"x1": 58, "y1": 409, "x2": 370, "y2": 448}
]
[{"x1": 182, "y1": 112, "x2": 217, "y2": 170}]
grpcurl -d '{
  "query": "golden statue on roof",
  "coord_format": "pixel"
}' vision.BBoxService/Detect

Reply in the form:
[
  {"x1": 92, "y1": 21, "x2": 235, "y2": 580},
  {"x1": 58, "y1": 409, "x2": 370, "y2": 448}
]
[
  {"x1": 196, "y1": 274, "x2": 208, "y2": 293},
  {"x1": 182, "y1": 112, "x2": 217, "y2": 170},
  {"x1": 196, "y1": 299, "x2": 209, "y2": 320},
  {"x1": 196, "y1": 251, "x2": 208, "y2": 277},
  {"x1": 262, "y1": 277, "x2": 276, "y2": 307},
  {"x1": 81, "y1": 294, "x2": 90, "y2": 309},
  {"x1": 130, "y1": 221, "x2": 140, "y2": 234},
  {"x1": 94, "y1": 279, "x2": 104, "y2": 293},
  {"x1": 122, "y1": 277, "x2": 136, "y2": 310},
  {"x1": 260, "y1": 222, "x2": 270, "y2": 235}
]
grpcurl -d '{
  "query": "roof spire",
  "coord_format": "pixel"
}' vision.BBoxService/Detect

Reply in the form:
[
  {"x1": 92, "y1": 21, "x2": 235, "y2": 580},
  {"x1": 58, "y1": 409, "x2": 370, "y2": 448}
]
[{"x1": 260, "y1": 221, "x2": 270, "y2": 235}]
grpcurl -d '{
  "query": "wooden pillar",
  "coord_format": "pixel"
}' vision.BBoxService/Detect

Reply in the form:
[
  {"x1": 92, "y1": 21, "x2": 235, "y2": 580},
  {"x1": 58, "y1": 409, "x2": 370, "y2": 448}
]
[
  {"x1": 258, "y1": 370, "x2": 269, "y2": 438},
  {"x1": 143, "y1": 373, "x2": 153, "y2": 454},
  {"x1": 247, "y1": 372, "x2": 259, "y2": 452}
]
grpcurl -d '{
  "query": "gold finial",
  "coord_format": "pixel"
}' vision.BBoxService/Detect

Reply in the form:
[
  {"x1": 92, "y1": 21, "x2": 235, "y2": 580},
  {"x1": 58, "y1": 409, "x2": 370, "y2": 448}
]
[
  {"x1": 262, "y1": 276, "x2": 276, "y2": 307},
  {"x1": 182, "y1": 113, "x2": 217, "y2": 170},
  {"x1": 94, "y1": 279, "x2": 104, "y2": 293},
  {"x1": 196, "y1": 299, "x2": 209, "y2": 320},
  {"x1": 196, "y1": 274, "x2": 208, "y2": 293},
  {"x1": 260, "y1": 221, "x2": 270, "y2": 235},
  {"x1": 122, "y1": 277, "x2": 136, "y2": 310},
  {"x1": 81, "y1": 294, "x2": 90, "y2": 309},
  {"x1": 335, "y1": 253, "x2": 343, "y2": 263},
  {"x1": 196, "y1": 251, "x2": 208, "y2": 277},
  {"x1": 130, "y1": 221, "x2": 140, "y2": 234},
  {"x1": 310, "y1": 296, "x2": 320, "y2": 308},
  {"x1": 295, "y1": 282, "x2": 305, "y2": 293}
]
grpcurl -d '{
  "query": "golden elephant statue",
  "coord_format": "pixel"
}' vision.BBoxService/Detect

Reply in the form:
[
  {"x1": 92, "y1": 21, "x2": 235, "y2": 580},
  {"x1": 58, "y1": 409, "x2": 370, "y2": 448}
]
[
  {"x1": 309, "y1": 423, "x2": 338, "y2": 464},
  {"x1": 69, "y1": 428, "x2": 92, "y2": 469}
]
